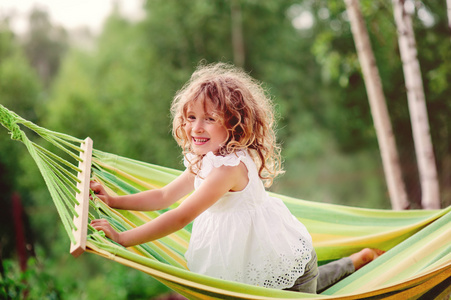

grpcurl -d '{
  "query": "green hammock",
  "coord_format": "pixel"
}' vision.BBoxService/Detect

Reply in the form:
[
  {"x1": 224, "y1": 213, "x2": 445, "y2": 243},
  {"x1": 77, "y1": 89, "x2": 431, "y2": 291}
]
[{"x1": 1, "y1": 104, "x2": 450, "y2": 299}]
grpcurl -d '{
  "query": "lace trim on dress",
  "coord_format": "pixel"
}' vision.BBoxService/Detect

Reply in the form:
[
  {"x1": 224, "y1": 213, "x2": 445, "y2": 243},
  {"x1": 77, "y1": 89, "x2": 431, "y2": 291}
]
[
  {"x1": 184, "y1": 151, "x2": 246, "y2": 177},
  {"x1": 202, "y1": 151, "x2": 245, "y2": 178},
  {"x1": 206, "y1": 151, "x2": 244, "y2": 166},
  {"x1": 218, "y1": 238, "x2": 312, "y2": 289}
]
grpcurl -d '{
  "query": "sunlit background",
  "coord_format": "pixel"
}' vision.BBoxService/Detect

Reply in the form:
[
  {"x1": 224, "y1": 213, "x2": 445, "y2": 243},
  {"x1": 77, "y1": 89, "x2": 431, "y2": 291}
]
[{"x1": 1, "y1": 0, "x2": 144, "y2": 34}]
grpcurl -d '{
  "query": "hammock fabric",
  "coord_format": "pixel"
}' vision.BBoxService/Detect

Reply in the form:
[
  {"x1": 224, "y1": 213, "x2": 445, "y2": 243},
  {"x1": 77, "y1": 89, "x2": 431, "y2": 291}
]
[{"x1": 1, "y1": 104, "x2": 450, "y2": 300}]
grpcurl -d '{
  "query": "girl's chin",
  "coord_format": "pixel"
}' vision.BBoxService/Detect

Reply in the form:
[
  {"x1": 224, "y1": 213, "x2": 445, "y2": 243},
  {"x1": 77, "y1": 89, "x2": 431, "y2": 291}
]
[
  {"x1": 190, "y1": 143, "x2": 223, "y2": 156},
  {"x1": 190, "y1": 148, "x2": 207, "y2": 155},
  {"x1": 191, "y1": 148, "x2": 217, "y2": 156}
]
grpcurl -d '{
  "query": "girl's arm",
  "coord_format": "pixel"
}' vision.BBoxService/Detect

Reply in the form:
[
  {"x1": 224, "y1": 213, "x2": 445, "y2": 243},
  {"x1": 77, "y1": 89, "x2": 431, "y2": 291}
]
[
  {"x1": 91, "y1": 163, "x2": 247, "y2": 247},
  {"x1": 91, "y1": 169, "x2": 195, "y2": 211}
]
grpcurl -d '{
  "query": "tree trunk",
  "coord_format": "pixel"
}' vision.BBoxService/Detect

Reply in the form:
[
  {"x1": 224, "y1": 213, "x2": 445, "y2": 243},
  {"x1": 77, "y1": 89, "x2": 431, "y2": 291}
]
[
  {"x1": 447, "y1": 0, "x2": 451, "y2": 36},
  {"x1": 12, "y1": 192, "x2": 27, "y2": 271},
  {"x1": 392, "y1": 0, "x2": 441, "y2": 209},
  {"x1": 230, "y1": 0, "x2": 245, "y2": 68},
  {"x1": 345, "y1": 0, "x2": 409, "y2": 210}
]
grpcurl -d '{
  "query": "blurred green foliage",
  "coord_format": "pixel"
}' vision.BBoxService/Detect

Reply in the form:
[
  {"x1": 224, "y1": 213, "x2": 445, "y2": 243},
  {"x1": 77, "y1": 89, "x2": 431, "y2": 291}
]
[{"x1": 1, "y1": 0, "x2": 450, "y2": 298}]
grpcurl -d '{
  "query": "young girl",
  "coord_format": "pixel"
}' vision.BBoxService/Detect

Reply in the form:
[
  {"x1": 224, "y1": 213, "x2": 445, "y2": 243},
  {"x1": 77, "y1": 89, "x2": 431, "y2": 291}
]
[{"x1": 90, "y1": 62, "x2": 382, "y2": 293}]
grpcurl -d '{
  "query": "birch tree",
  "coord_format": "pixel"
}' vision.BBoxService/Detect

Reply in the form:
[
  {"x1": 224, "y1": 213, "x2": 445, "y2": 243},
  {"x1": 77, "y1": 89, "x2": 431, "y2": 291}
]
[
  {"x1": 392, "y1": 0, "x2": 440, "y2": 209},
  {"x1": 344, "y1": 0, "x2": 409, "y2": 210},
  {"x1": 447, "y1": 0, "x2": 451, "y2": 35}
]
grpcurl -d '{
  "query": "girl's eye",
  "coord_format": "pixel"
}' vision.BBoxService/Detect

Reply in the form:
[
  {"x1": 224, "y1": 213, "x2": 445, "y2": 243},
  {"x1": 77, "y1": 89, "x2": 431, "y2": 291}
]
[
  {"x1": 205, "y1": 114, "x2": 217, "y2": 122},
  {"x1": 187, "y1": 115, "x2": 196, "y2": 121}
]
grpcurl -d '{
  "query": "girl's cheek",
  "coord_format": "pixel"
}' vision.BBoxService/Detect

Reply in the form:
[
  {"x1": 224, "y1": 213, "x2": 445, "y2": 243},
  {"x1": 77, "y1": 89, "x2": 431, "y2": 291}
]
[{"x1": 184, "y1": 123, "x2": 192, "y2": 135}]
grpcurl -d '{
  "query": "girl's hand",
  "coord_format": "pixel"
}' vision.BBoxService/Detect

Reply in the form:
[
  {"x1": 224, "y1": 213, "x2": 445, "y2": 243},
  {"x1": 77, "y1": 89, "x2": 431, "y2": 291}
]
[
  {"x1": 90, "y1": 181, "x2": 113, "y2": 206},
  {"x1": 91, "y1": 219, "x2": 122, "y2": 245}
]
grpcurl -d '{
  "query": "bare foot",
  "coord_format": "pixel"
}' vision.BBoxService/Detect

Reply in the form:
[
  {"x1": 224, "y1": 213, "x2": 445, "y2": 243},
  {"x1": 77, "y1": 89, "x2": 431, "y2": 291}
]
[{"x1": 350, "y1": 248, "x2": 385, "y2": 270}]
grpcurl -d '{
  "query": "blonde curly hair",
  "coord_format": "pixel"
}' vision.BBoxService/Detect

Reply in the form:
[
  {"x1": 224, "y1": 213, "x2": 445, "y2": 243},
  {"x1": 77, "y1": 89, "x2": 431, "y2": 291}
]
[{"x1": 171, "y1": 62, "x2": 283, "y2": 187}]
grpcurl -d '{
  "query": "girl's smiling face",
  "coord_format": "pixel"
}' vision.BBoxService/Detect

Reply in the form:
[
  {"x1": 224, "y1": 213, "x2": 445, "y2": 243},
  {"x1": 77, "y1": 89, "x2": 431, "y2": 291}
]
[{"x1": 184, "y1": 98, "x2": 228, "y2": 156}]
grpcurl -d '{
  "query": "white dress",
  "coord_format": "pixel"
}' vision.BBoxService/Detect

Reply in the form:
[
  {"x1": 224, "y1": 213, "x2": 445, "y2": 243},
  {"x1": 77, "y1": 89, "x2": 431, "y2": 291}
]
[{"x1": 184, "y1": 151, "x2": 313, "y2": 290}]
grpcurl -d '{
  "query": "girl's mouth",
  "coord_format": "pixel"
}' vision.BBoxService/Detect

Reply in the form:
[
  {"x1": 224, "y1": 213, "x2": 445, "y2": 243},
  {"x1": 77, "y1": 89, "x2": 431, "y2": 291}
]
[{"x1": 192, "y1": 137, "x2": 210, "y2": 145}]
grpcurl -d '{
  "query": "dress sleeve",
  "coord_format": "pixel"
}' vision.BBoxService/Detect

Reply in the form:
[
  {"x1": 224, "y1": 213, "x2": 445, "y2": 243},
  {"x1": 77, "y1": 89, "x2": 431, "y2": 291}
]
[
  {"x1": 208, "y1": 151, "x2": 245, "y2": 167},
  {"x1": 197, "y1": 151, "x2": 244, "y2": 178}
]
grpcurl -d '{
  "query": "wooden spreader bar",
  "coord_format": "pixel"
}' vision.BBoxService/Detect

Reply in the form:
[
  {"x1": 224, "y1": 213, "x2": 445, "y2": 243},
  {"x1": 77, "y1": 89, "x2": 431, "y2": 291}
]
[{"x1": 70, "y1": 137, "x2": 93, "y2": 257}]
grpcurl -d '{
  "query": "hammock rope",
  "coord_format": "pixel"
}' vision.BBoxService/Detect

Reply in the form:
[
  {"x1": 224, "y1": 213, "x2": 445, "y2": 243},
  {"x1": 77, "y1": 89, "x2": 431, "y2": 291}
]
[{"x1": 1, "y1": 104, "x2": 450, "y2": 299}]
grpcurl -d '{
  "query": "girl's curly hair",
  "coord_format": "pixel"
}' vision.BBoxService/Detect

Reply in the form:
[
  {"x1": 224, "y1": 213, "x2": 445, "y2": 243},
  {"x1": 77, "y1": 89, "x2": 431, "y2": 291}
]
[{"x1": 171, "y1": 62, "x2": 283, "y2": 187}]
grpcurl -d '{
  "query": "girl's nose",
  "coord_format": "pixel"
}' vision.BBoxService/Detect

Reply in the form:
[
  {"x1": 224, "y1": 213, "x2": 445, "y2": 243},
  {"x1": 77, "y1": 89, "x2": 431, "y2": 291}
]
[{"x1": 193, "y1": 120, "x2": 204, "y2": 133}]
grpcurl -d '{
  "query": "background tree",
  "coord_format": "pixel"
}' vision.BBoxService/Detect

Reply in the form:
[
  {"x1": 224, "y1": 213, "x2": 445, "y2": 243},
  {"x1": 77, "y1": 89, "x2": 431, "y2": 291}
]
[
  {"x1": 447, "y1": 0, "x2": 451, "y2": 35},
  {"x1": 230, "y1": 0, "x2": 245, "y2": 67},
  {"x1": 392, "y1": 0, "x2": 440, "y2": 209},
  {"x1": 0, "y1": 23, "x2": 41, "y2": 262},
  {"x1": 306, "y1": 0, "x2": 450, "y2": 208},
  {"x1": 345, "y1": 0, "x2": 409, "y2": 210},
  {"x1": 22, "y1": 7, "x2": 68, "y2": 89}
]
